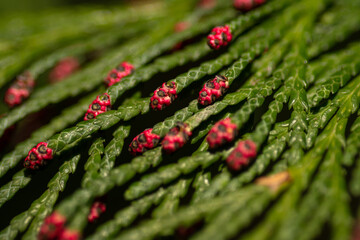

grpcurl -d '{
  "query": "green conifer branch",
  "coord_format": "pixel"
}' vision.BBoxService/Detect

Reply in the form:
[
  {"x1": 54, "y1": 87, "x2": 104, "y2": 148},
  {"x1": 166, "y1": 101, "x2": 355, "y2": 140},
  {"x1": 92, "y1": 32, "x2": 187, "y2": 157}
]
[
  {"x1": 152, "y1": 20, "x2": 294, "y2": 136},
  {"x1": 191, "y1": 167, "x2": 229, "y2": 204},
  {"x1": 0, "y1": 4, "x2": 162, "y2": 43},
  {"x1": 87, "y1": 179, "x2": 190, "y2": 240},
  {"x1": 308, "y1": 7, "x2": 360, "y2": 58},
  {"x1": 274, "y1": 118, "x2": 350, "y2": 240},
  {"x1": 99, "y1": 126, "x2": 130, "y2": 177},
  {"x1": 151, "y1": 179, "x2": 191, "y2": 219},
  {"x1": 52, "y1": 130, "x2": 212, "y2": 221},
  {"x1": 27, "y1": 21, "x2": 151, "y2": 80},
  {"x1": 227, "y1": 0, "x2": 292, "y2": 34},
  {"x1": 2, "y1": 1, "x2": 360, "y2": 239},
  {"x1": 124, "y1": 149, "x2": 226, "y2": 200},
  {"x1": 0, "y1": 38, "x2": 144, "y2": 136},
  {"x1": 0, "y1": 3, "x2": 164, "y2": 88},
  {"x1": 329, "y1": 152, "x2": 352, "y2": 240},
  {"x1": 54, "y1": 126, "x2": 130, "y2": 233},
  {"x1": 0, "y1": 170, "x2": 31, "y2": 208},
  {"x1": 242, "y1": 113, "x2": 347, "y2": 240},
  {"x1": 0, "y1": 154, "x2": 80, "y2": 240},
  {"x1": 65, "y1": 205, "x2": 90, "y2": 234},
  {"x1": 108, "y1": 0, "x2": 301, "y2": 102},
  {"x1": 310, "y1": 60, "x2": 360, "y2": 107},
  {"x1": 350, "y1": 126, "x2": 360, "y2": 194},
  {"x1": 0, "y1": 1, "x2": 219, "y2": 136},
  {"x1": 199, "y1": 121, "x2": 288, "y2": 202},
  {"x1": 188, "y1": 171, "x2": 212, "y2": 204},
  {"x1": 22, "y1": 155, "x2": 81, "y2": 240},
  {"x1": 306, "y1": 43, "x2": 360, "y2": 100},
  {"x1": 81, "y1": 138, "x2": 105, "y2": 188},
  {"x1": 343, "y1": 110, "x2": 360, "y2": 159},
  {"x1": 225, "y1": 52, "x2": 360, "y2": 198},
  {"x1": 189, "y1": 15, "x2": 346, "y2": 203},
  {"x1": 115, "y1": 185, "x2": 267, "y2": 240},
  {"x1": 9, "y1": 0, "x2": 300, "y2": 162},
  {"x1": 125, "y1": 15, "x2": 352, "y2": 211},
  {"x1": 191, "y1": 189, "x2": 273, "y2": 240},
  {"x1": 124, "y1": 15, "x2": 322, "y2": 200},
  {"x1": 190, "y1": 111, "x2": 232, "y2": 144},
  {"x1": 0, "y1": 90, "x2": 100, "y2": 178}
]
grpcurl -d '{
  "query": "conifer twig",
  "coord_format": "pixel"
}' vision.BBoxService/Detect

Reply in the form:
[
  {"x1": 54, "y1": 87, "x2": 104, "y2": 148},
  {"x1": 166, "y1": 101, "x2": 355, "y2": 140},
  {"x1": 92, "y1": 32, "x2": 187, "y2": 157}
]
[{"x1": 0, "y1": 154, "x2": 80, "y2": 240}]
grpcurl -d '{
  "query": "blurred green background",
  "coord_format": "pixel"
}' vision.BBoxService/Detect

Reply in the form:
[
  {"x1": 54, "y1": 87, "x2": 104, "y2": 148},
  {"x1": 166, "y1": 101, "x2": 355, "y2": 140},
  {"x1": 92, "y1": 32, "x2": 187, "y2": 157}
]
[{"x1": 0, "y1": 0, "x2": 126, "y2": 13}]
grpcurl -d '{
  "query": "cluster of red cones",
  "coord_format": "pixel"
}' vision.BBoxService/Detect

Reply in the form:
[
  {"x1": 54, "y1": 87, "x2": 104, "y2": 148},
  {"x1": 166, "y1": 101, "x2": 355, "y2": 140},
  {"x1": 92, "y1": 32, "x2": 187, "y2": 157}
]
[
  {"x1": 207, "y1": 118, "x2": 237, "y2": 149},
  {"x1": 49, "y1": 57, "x2": 80, "y2": 83},
  {"x1": 24, "y1": 142, "x2": 53, "y2": 170},
  {"x1": 162, "y1": 122, "x2": 192, "y2": 154},
  {"x1": 128, "y1": 122, "x2": 193, "y2": 155},
  {"x1": 150, "y1": 82, "x2": 178, "y2": 110},
  {"x1": 38, "y1": 212, "x2": 80, "y2": 240},
  {"x1": 4, "y1": 72, "x2": 35, "y2": 107},
  {"x1": 198, "y1": 75, "x2": 229, "y2": 106},
  {"x1": 207, "y1": 26, "x2": 232, "y2": 50},
  {"x1": 87, "y1": 201, "x2": 106, "y2": 223},
  {"x1": 233, "y1": 0, "x2": 266, "y2": 12},
  {"x1": 84, "y1": 93, "x2": 111, "y2": 121},
  {"x1": 104, "y1": 62, "x2": 134, "y2": 87},
  {"x1": 129, "y1": 128, "x2": 161, "y2": 155},
  {"x1": 226, "y1": 140, "x2": 257, "y2": 171}
]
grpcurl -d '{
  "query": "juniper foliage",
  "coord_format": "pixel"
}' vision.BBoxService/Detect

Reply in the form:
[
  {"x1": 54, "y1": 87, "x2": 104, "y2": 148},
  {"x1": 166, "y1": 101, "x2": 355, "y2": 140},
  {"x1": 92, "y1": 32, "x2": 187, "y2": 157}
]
[{"x1": 0, "y1": 0, "x2": 360, "y2": 239}]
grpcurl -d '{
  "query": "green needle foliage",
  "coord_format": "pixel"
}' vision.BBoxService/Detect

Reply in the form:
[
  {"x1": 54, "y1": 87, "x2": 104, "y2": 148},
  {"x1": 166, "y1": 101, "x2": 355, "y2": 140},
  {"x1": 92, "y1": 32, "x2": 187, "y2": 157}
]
[
  {"x1": 1, "y1": 0, "x2": 360, "y2": 239},
  {"x1": 0, "y1": 154, "x2": 80, "y2": 240}
]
